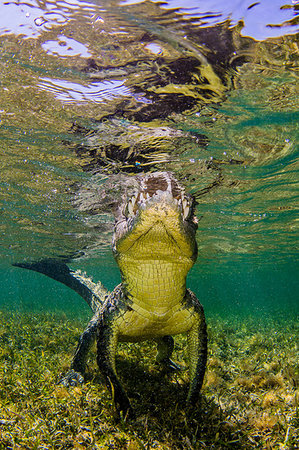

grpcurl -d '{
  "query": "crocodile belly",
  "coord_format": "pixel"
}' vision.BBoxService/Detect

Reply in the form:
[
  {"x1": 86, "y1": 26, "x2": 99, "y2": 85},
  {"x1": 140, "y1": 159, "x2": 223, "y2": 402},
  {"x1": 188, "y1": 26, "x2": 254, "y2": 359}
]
[{"x1": 117, "y1": 305, "x2": 197, "y2": 342}]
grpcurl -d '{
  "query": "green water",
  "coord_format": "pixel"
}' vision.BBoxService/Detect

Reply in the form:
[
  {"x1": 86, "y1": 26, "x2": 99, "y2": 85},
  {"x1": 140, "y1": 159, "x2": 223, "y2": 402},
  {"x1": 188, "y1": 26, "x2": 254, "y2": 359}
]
[
  {"x1": 0, "y1": 0, "x2": 298, "y2": 319},
  {"x1": 1, "y1": 257, "x2": 298, "y2": 320}
]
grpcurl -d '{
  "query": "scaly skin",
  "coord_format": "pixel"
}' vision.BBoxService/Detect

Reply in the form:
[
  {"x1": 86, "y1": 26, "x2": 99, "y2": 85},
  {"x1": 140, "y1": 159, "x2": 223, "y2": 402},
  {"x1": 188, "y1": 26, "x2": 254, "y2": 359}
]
[
  {"x1": 14, "y1": 172, "x2": 207, "y2": 418},
  {"x1": 115, "y1": 196, "x2": 196, "y2": 337}
]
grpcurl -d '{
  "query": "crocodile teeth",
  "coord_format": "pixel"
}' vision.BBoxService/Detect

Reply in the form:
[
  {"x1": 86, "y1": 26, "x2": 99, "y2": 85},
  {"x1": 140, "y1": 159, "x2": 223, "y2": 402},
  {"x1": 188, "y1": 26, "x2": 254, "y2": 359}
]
[
  {"x1": 131, "y1": 195, "x2": 137, "y2": 207},
  {"x1": 127, "y1": 195, "x2": 137, "y2": 216},
  {"x1": 182, "y1": 198, "x2": 190, "y2": 219},
  {"x1": 139, "y1": 192, "x2": 145, "y2": 204},
  {"x1": 127, "y1": 202, "x2": 134, "y2": 216}
]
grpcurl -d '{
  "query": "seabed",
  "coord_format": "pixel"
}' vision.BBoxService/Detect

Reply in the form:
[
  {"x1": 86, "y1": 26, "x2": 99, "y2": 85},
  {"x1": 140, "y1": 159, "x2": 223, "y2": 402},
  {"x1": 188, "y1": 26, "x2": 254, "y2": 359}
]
[{"x1": 0, "y1": 311, "x2": 298, "y2": 449}]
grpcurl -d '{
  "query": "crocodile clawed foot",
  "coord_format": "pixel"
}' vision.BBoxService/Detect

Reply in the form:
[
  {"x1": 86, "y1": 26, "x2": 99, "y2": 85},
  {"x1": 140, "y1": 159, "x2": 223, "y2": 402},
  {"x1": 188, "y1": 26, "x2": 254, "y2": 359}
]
[
  {"x1": 156, "y1": 358, "x2": 181, "y2": 372},
  {"x1": 114, "y1": 395, "x2": 135, "y2": 421},
  {"x1": 58, "y1": 369, "x2": 84, "y2": 387},
  {"x1": 117, "y1": 405, "x2": 135, "y2": 421}
]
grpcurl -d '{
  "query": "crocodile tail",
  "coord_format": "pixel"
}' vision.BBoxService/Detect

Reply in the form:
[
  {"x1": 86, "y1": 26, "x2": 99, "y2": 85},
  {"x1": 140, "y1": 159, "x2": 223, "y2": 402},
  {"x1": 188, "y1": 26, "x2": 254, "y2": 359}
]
[{"x1": 13, "y1": 259, "x2": 108, "y2": 313}]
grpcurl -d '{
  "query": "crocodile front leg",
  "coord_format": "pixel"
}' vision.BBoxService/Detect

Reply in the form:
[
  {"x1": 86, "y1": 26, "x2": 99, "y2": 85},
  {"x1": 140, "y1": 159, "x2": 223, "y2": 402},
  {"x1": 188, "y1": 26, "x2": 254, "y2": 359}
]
[
  {"x1": 96, "y1": 286, "x2": 134, "y2": 418},
  {"x1": 97, "y1": 313, "x2": 133, "y2": 418},
  {"x1": 185, "y1": 289, "x2": 207, "y2": 404},
  {"x1": 59, "y1": 311, "x2": 100, "y2": 386}
]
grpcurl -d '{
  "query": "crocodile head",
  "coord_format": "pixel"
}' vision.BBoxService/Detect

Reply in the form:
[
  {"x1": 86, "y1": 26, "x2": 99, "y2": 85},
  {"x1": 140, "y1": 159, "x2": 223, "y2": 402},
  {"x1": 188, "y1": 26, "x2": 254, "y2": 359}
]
[{"x1": 113, "y1": 172, "x2": 198, "y2": 267}]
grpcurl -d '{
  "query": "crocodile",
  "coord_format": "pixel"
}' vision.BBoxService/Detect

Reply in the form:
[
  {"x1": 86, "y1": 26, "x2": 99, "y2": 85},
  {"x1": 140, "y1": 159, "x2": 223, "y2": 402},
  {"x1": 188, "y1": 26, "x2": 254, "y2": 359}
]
[{"x1": 15, "y1": 171, "x2": 207, "y2": 418}]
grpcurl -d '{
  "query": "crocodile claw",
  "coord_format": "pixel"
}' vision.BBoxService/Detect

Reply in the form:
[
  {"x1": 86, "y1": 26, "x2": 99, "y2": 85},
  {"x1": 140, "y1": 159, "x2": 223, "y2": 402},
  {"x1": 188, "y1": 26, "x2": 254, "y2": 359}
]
[
  {"x1": 58, "y1": 369, "x2": 84, "y2": 387},
  {"x1": 157, "y1": 358, "x2": 181, "y2": 372},
  {"x1": 115, "y1": 401, "x2": 135, "y2": 421}
]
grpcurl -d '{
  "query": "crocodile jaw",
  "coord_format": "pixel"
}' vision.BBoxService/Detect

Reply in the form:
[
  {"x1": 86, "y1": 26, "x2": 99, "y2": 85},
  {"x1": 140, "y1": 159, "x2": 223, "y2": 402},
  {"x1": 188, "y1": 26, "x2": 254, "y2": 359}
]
[{"x1": 115, "y1": 192, "x2": 197, "y2": 261}]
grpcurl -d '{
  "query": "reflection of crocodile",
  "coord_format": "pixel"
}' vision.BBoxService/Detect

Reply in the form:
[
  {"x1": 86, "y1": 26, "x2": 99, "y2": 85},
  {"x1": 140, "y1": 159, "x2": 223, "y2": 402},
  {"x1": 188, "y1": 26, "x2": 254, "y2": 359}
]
[
  {"x1": 15, "y1": 172, "x2": 207, "y2": 418},
  {"x1": 70, "y1": 17, "x2": 249, "y2": 177}
]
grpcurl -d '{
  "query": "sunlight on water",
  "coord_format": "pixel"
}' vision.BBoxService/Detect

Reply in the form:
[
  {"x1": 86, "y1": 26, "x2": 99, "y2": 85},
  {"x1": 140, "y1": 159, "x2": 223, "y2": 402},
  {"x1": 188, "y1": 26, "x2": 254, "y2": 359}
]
[
  {"x1": 41, "y1": 35, "x2": 92, "y2": 58},
  {"x1": 0, "y1": 0, "x2": 97, "y2": 38},
  {"x1": 38, "y1": 77, "x2": 132, "y2": 102},
  {"x1": 122, "y1": 0, "x2": 297, "y2": 39}
]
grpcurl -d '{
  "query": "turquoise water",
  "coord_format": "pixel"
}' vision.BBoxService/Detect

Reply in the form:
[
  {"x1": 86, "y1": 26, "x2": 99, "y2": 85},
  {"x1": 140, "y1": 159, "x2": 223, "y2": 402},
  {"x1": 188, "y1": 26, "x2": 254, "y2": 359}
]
[
  {"x1": 0, "y1": 1, "x2": 298, "y2": 318},
  {"x1": 1, "y1": 257, "x2": 298, "y2": 320}
]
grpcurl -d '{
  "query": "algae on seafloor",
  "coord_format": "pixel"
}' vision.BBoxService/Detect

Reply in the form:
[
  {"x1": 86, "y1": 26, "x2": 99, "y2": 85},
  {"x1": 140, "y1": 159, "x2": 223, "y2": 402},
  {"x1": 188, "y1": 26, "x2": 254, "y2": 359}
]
[{"x1": 0, "y1": 311, "x2": 298, "y2": 449}]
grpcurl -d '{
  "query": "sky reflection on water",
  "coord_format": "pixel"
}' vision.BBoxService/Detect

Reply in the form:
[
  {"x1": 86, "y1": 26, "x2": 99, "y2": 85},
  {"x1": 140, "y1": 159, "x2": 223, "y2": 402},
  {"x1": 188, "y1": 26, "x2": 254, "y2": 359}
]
[{"x1": 0, "y1": 0, "x2": 297, "y2": 41}]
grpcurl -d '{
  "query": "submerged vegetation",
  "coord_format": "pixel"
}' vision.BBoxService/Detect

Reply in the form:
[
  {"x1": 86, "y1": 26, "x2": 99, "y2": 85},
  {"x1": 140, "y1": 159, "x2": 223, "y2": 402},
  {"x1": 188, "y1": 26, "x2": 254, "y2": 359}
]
[{"x1": 0, "y1": 310, "x2": 298, "y2": 449}]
